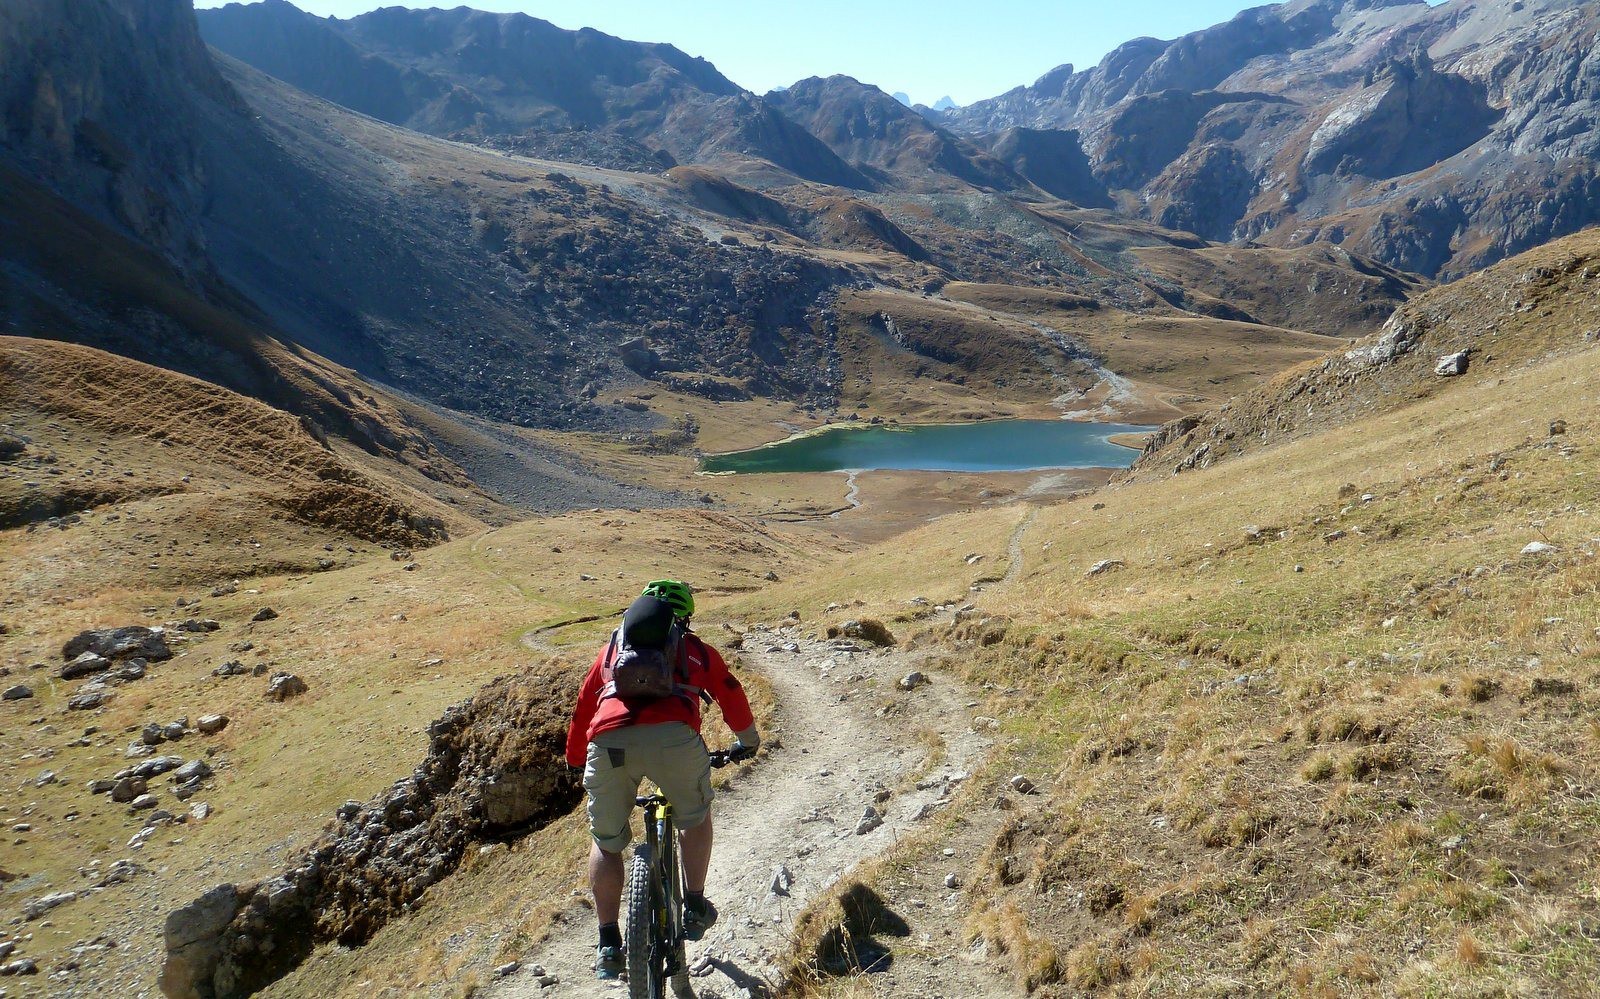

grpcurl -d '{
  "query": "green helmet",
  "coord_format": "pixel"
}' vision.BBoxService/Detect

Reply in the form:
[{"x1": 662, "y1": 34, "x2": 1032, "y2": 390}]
[{"x1": 641, "y1": 579, "x2": 695, "y2": 620}]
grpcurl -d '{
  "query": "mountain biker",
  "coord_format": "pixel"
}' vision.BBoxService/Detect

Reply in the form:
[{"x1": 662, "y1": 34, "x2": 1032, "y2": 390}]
[{"x1": 565, "y1": 579, "x2": 760, "y2": 980}]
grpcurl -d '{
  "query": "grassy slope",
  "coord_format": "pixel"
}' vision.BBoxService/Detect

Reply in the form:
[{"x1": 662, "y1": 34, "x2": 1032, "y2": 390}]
[{"x1": 750, "y1": 237, "x2": 1600, "y2": 996}]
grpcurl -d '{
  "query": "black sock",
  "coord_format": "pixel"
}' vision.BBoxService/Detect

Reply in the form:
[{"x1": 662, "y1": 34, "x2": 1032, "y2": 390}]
[
  {"x1": 598, "y1": 922, "x2": 622, "y2": 949},
  {"x1": 685, "y1": 891, "x2": 706, "y2": 910}
]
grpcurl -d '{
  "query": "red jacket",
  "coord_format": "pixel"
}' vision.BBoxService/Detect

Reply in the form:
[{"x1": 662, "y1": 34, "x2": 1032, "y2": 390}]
[{"x1": 565, "y1": 631, "x2": 754, "y2": 767}]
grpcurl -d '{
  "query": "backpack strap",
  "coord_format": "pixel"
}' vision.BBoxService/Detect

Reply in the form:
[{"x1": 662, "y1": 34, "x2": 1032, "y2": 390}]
[{"x1": 597, "y1": 629, "x2": 624, "y2": 701}]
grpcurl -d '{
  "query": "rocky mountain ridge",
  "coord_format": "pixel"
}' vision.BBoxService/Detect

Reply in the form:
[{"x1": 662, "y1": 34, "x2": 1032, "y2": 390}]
[{"x1": 939, "y1": 0, "x2": 1600, "y2": 278}]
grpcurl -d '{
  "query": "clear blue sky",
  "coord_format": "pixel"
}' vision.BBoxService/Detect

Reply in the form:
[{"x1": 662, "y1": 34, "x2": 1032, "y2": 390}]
[{"x1": 192, "y1": 0, "x2": 1358, "y2": 106}]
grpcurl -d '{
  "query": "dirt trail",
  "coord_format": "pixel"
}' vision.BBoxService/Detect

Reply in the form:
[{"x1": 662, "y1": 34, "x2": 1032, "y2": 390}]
[{"x1": 488, "y1": 629, "x2": 1009, "y2": 999}]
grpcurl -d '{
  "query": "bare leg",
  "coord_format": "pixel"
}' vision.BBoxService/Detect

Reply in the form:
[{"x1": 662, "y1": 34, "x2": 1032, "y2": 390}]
[
  {"x1": 590, "y1": 842, "x2": 624, "y2": 924},
  {"x1": 679, "y1": 814, "x2": 713, "y2": 893}
]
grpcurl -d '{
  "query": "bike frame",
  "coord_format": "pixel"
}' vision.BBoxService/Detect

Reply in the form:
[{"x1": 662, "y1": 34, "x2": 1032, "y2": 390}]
[{"x1": 637, "y1": 793, "x2": 688, "y2": 982}]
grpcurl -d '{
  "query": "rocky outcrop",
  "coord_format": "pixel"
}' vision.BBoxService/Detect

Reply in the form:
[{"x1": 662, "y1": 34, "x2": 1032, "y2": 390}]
[
  {"x1": 1301, "y1": 53, "x2": 1500, "y2": 180},
  {"x1": 159, "y1": 673, "x2": 581, "y2": 999}
]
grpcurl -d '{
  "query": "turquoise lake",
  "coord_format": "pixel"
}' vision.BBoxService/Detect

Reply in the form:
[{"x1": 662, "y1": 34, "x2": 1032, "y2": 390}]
[{"x1": 700, "y1": 420, "x2": 1152, "y2": 474}]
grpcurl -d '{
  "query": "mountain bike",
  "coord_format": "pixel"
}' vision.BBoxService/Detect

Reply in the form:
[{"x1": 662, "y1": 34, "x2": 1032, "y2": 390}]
[{"x1": 626, "y1": 747, "x2": 752, "y2": 999}]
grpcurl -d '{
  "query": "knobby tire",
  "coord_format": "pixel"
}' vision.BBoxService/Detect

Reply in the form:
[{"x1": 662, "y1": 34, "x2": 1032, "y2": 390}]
[{"x1": 626, "y1": 846, "x2": 663, "y2": 999}]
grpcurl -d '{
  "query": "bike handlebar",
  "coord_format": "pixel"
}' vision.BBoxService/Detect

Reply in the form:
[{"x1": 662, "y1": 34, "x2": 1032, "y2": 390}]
[{"x1": 709, "y1": 746, "x2": 757, "y2": 768}]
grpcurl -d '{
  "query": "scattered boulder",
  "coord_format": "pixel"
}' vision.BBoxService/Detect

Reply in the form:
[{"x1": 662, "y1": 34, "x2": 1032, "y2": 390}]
[
  {"x1": 212, "y1": 661, "x2": 248, "y2": 677},
  {"x1": 196, "y1": 714, "x2": 229, "y2": 734},
  {"x1": 190, "y1": 802, "x2": 212, "y2": 821},
  {"x1": 1521, "y1": 541, "x2": 1558, "y2": 556},
  {"x1": 898, "y1": 671, "x2": 927, "y2": 691},
  {"x1": 112, "y1": 776, "x2": 150, "y2": 803},
  {"x1": 163, "y1": 722, "x2": 187, "y2": 741},
  {"x1": 63, "y1": 626, "x2": 172, "y2": 663},
  {"x1": 142, "y1": 724, "x2": 166, "y2": 746},
  {"x1": 68, "y1": 689, "x2": 115, "y2": 710},
  {"x1": 2, "y1": 684, "x2": 32, "y2": 700},
  {"x1": 266, "y1": 673, "x2": 308, "y2": 701},
  {"x1": 0, "y1": 958, "x2": 38, "y2": 976},
  {"x1": 111, "y1": 659, "x2": 148, "y2": 682},
  {"x1": 1434, "y1": 350, "x2": 1469, "y2": 376},
  {"x1": 1010, "y1": 775, "x2": 1038, "y2": 795},
  {"x1": 176, "y1": 619, "x2": 221, "y2": 633},
  {"x1": 1086, "y1": 558, "x2": 1126, "y2": 576},
  {"x1": 855, "y1": 806, "x2": 883, "y2": 835},
  {"x1": 171, "y1": 759, "x2": 213, "y2": 784},
  {"x1": 130, "y1": 793, "x2": 160, "y2": 810},
  {"x1": 770, "y1": 864, "x2": 795, "y2": 896},
  {"x1": 133, "y1": 756, "x2": 185, "y2": 779},
  {"x1": 62, "y1": 652, "x2": 112, "y2": 680},
  {"x1": 251, "y1": 607, "x2": 278, "y2": 623},
  {"x1": 88, "y1": 778, "x2": 115, "y2": 794},
  {"x1": 22, "y1": 891, "x2": 77, "y2": 920}
]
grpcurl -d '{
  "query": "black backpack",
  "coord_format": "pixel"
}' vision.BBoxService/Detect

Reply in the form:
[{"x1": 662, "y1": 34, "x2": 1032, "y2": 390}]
[{"x1": 600, "y1": 623, "x2": 705, "y2": 704}]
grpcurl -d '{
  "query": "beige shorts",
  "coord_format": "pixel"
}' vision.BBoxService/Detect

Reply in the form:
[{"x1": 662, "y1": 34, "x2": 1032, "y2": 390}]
[{"x1": 584, "y1": 721, "x2": 714, "y2": 854}]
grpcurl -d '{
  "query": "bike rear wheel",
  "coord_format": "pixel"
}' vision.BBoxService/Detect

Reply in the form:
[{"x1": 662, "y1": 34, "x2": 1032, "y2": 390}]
[{"x1": 626, "y1": 845, "x2": 664, "y2": 999}]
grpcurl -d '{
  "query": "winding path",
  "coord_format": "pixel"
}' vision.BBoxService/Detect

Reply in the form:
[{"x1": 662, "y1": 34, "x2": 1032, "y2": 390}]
[{"x1": 487, "y1": 631, "x2": 1003, "y2": 998}]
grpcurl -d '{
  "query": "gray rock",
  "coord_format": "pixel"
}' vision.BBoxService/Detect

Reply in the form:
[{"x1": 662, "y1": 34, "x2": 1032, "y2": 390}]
[
  {"x1": 159, "y1": 883, "x2": 241, "y2": 999},
  {"x1": 1010, "y1": 775, "x2": 1037, "y2": 795},
  {"x1": 0, "y1": 942, "x2": 12, "y2": 960},
  {"x1": 147, "y1": 808, "x2": 177, "y2": 824},
  {"x1": 22, "y1": 890, "x2": 77, "y2": 920},
  {"x1": 944, "y1": 872, "x2": 962, "y2": 889},
  {"x1": 189, "y1": 802, "x2": 212, "y2": 821},
  {"x1": 67, "y1": 689, "x2": 114, "y2": 710},
  {"x1": 141, "y1": 723, "x2": 166, "y2": 746},
  {"x1": 176, "y1": 619, "x2": 221, "y2": 633},
  {"x1": 62, "y1": 651, "x2": 113, "y2": 679},
  {"x1": 1521, "y1": 541, "x2": 1558, "y2": 556},
  {"x1": 163, "y1": 722, "x2": 187, "y2": 741},
  {"x1": 2, "y1": 684, "x2": 33, "y2": 700},
  {"x1": 33, "y1": 770, "x2": 57, "y2": 787},
  {"x1": 196, "y1": 714, "x2": 229, "y2": 734},
  {"x1": 898, "y1": 671, "x2": 927, "y2": 691},
  {"x1": 125, "y1": 741, "x2": 155, "y2": 758},
  {"x1": 770, "y1": 864, "x2": 793, "y2": 896},
  {"x1": 0, "y1": 958, "x2": 38, "y2": 975},
  {"x1": 212, "y1": 660, "x2": 248, "y2": 677},
  {"x1": 1086, "y1": 558, "x2": 1125, "y2": 577},
  {"x1": 251, "y1": 607, "x2": 278, "y2": 622},
  {"x1": 88, "y1": 778, "x2": 115, "y2": 794},
  {"x1": 130, "y1": 793, "x2": 159, "y2": 810},
  {"x1": 855, "y1": 806, "x2": 883, "y2": 835},
  {"x1": 133, "y1": 755, "x2": 185, "y2": 779},
  {"x1": 1434, "y1": 350, "x2": 1469, "y2": 376},
  {"x1": 494, "y1": 961, "x2": 521, "y2": 978},
  {"x1": 266, "y1": 672, "x2": 308, "y2": 701},
  {"x1": 111, "y1": 776, "x2": 149, "y2": 803},
  {"x1": 110, "y1": 658, "x2": 148, "y2": 682},
  {"x1": 63, "y1": 626, "x2": 171, "y2": 663},
  {"x1": 171, "y1": 759, "x2": 213, "y2": 784}
]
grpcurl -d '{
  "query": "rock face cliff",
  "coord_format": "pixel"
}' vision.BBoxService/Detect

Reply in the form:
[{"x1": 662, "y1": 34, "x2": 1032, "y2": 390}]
[
  {"x1": 941, "y1": 0, "x2": 1600, "y2": 278},
  {"x1": 0, "y1": 0, "x2": 233, "y2": 269}
]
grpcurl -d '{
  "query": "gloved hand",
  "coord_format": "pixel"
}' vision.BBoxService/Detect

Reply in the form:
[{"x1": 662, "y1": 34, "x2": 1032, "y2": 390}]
[{"x1": 729, "y1": 726, "x2": 760, "y2": 762}]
